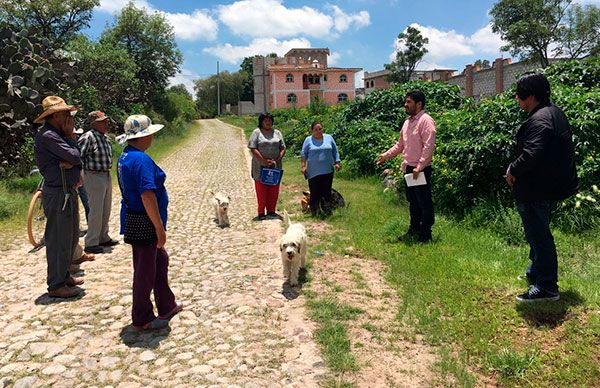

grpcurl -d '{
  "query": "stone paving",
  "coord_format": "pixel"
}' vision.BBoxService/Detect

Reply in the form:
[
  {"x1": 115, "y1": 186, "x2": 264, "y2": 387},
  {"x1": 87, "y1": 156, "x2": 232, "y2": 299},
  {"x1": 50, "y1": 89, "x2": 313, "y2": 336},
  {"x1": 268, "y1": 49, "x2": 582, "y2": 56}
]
[{"x1": 0, "y1": 120, "x2": 326, "y2": 387}]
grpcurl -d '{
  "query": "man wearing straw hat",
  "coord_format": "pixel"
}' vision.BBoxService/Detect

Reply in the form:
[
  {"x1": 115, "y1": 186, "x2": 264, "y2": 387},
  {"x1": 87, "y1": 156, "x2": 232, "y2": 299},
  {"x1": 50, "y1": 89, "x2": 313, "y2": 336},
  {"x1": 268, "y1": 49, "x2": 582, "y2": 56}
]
[{"x1": 34, "y1": 96, "x2": 85, "y2": 298}]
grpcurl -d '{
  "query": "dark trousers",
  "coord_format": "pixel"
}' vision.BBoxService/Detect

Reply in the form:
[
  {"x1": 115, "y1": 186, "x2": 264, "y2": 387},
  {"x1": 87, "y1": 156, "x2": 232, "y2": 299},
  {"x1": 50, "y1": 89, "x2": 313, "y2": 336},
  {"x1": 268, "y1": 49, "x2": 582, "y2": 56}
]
[
  {"x1": 308, "y1": 172, "x2": 334, "y2": 216},
  {"x1": 254, "y1": 180, "x2": 280, "y2": 215},
  {"x1": 404, "y1": 165, "x2": 435, "y2": 239},
  {"x1": 516, "y1": 201, "x2": 559, "y2": 293},
  {"x1": 131, "y1": 243, "x2": 176, "y2": 326},
  {"x1": 42, "y1": 187, "x2": 79, "y2": 291}
]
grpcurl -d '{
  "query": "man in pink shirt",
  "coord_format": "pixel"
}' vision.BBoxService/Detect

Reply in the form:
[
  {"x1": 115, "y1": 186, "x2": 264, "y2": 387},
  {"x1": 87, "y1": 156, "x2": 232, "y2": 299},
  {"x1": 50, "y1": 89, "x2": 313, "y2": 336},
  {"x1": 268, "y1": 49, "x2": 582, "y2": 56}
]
[{"x1": 376, "y1": 91, "x2": 436, "y2": 243}]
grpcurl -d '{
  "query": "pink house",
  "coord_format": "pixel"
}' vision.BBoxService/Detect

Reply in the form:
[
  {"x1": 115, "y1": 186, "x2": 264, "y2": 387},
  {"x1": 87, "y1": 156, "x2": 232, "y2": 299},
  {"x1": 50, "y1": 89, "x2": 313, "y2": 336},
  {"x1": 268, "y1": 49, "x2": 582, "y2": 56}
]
[{"x1": 253, "y1": 48, "x2": 362, "y2": 112}]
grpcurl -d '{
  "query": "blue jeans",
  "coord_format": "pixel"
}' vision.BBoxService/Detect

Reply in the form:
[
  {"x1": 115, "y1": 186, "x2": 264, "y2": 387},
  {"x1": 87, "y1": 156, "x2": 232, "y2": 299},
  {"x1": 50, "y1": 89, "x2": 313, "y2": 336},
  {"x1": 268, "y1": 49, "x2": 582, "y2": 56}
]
[
  {"x1": 516, "y1": 201, "x2": 558, "y2": 293},
  {"x1": 78, "y1": 185, "x2": 90, "y2": 221}
]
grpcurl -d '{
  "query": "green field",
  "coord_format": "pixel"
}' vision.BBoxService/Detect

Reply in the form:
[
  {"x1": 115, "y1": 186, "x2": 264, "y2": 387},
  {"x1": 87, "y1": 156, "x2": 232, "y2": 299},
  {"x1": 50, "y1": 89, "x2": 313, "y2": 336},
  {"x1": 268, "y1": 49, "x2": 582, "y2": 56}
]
[{"x1": 221, "y1": 115, "x2": 600, "y2": 387}]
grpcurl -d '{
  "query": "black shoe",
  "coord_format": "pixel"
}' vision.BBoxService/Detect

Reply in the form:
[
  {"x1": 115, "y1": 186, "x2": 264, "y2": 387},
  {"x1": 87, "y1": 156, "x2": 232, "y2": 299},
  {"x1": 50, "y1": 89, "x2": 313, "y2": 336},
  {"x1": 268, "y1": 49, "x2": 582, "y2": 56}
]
[
  {"x1": 266, "y1": 212, "x2": 283, "y2": 220},
  {"x1": 84, "y1": 245, "x2": 104, "y2": 254},
  {"x1": 397, "y1": 229, "x2": 418, "y2": 242},
  {"x1": 418, "y1": 234, "x2": 433, "y2": 244},
  {"x1": 516, "y1": 285, "x2": 560, "y2": 302},
  {"x1": 99, "y1": 239, "x2": 119, "y2": 247},
  {"x1": 252, "y1": 214, "x2": 267, "y2": 221}
]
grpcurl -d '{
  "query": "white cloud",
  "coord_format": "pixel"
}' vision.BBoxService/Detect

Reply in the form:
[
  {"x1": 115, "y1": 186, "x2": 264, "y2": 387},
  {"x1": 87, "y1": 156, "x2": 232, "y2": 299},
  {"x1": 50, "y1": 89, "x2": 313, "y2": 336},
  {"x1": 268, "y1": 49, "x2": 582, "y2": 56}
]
[
  {"x1": 468, "y1": 24, "x2": 505, "y2": 54},
  {"x1": 163, "y1": 10, "x2": 218, "y2": 41},
  {"x1": 217, "y1": 0, "x2": 369, "y2": 38},
  {"x1": 168, "y1": 68, "x2": 199, "y2": 98},
  {"x1": 203, "y1": 37, "x2": 311, "y2": 65},
  {"x1": 328, "y1": 5, "x2": 370, "y2": 33},
  {"x1": 389, "y1": 23, "x2": 506, "y2": 68},
  {"x1": 97, "y1": 1, "x2": 218, "y2": 41},
  {"x1": 328, "y1": 51, "x2": 341, "y2": 66},
  {"x1": 97, "y1": 0, "x2": 153, "y2": 13}
]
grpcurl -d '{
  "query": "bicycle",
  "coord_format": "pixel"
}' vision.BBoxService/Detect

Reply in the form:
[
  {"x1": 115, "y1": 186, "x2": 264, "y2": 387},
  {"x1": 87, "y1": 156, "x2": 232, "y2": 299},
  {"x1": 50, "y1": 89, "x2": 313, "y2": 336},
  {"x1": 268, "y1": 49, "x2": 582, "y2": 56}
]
[{"x1": 27, "y1": 169, "x2": 45, "y2": 248}]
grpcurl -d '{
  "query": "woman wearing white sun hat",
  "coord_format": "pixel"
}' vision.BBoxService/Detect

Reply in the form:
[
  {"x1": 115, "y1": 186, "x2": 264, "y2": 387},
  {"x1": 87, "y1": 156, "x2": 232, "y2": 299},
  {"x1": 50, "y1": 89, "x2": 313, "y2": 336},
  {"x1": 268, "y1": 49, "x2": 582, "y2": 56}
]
[{"x1": 117, "y1": 114, "x2": 182, "y2": 331}]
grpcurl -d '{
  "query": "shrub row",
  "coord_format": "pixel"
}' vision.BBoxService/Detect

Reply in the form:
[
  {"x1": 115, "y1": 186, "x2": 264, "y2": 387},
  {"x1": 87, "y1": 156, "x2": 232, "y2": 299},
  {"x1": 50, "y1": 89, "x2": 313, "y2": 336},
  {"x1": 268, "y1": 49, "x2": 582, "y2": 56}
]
[{"x1": 273, "y1": 58, "x2": 600, "y2": 233}]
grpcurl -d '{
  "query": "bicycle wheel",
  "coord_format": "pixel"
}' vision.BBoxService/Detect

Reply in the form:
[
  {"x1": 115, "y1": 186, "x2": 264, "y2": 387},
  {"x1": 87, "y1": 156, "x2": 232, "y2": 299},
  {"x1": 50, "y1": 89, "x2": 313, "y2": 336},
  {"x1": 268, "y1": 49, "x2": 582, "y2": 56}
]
[{"x1": 27, "y1": 190, "x2": 46, "y2": 248}]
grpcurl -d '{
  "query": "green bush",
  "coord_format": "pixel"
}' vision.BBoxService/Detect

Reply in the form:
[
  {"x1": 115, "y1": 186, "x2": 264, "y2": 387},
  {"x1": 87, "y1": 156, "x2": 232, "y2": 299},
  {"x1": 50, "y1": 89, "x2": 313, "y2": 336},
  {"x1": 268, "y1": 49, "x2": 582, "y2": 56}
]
[
  {"x1": 327, "y1": 59, "x2": 600, "y2": 233},
  {"x1": 332, "y1": 118, "x2": 397, "y2": 175},
  {"x1": 340, "y1": 80, "x2": 464, "y2": 130}
]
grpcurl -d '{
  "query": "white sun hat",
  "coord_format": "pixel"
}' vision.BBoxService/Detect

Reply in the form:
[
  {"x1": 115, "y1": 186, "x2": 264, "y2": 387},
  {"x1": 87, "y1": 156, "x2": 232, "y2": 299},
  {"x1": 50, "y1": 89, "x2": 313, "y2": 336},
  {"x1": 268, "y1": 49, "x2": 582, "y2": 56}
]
[{"x1": 123, "y1": 114, "x2": 164, "y2": 140}]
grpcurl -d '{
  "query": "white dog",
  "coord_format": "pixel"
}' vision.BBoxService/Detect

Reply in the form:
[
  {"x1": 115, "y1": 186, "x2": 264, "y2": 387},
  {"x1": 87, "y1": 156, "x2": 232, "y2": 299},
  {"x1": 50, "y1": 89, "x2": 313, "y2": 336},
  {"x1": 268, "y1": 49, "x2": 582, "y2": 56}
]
[
  {"x1": 279, "y1": 212, "x2": 307, "y2": 286},
  {"x1": 209, "y1": 190, "x2": 230, "y2": 227}
]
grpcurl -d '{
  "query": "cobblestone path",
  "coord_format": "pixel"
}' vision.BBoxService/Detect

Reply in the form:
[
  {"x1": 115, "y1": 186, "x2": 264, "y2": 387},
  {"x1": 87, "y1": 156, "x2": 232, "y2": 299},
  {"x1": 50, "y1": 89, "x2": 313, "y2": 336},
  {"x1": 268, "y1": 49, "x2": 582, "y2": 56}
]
[{"x1": 0, "y1": 120, "x2": 326, "y2": 388}]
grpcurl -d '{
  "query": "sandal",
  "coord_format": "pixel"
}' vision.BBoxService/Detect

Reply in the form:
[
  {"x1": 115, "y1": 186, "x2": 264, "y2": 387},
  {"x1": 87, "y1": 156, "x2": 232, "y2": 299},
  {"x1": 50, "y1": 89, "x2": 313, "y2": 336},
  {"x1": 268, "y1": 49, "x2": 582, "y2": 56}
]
[
  {"x1": 133, "y1": 318, "x2": 169, "y2": 331},
  {"x1": 159, "y1": 302, "x2": 183, "y2": 320}
]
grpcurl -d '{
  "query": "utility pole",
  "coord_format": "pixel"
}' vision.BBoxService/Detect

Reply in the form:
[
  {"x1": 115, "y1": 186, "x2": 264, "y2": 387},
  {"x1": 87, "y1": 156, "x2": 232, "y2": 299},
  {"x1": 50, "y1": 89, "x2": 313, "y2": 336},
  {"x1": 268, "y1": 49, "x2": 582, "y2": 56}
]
[{"x1": 217, "y1": 61, "x2": 221, "y2": 116}]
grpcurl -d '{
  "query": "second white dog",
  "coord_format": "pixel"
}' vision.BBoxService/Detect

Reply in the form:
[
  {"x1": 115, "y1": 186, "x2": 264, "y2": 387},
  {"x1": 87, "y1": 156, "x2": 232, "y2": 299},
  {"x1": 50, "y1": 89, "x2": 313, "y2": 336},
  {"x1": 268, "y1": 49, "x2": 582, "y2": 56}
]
[
  {"x1": 279, "y1": 212, "x2": 307, "y2": 286},
  {"x1": 210, "y1": 190, "x2": 230, "y2": 227}
]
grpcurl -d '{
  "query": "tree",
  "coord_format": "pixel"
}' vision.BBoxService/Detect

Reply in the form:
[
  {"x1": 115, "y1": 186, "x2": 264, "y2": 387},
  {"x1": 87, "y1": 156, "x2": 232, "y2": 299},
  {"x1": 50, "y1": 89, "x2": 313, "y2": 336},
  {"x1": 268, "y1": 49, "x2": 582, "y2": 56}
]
[
  {"x1": 384, "y1": 26, "x2": 429, "y2": 84},
  {"x1": 153, "y1": 85, "x2": 197, "y2": 122},
  {"x1": 195, "y1": 71, "x2": 246, "y2": 116},
  {"x1": 555, "y1": 4, "x2": 600, "y2": 59},
  {"x1": 239, "y1": 56, "x2": 255, "y2": 102},
  {"x1": 491, "y1": 0, "x2": 571, "y2": 67},
  {"x1": 167, "y1": 84, "x2": 192, "y2": 99},
  {"x1": 66, "y1": 35, "x2": 139, "y2": 115},
  {"x1": 0, "y1": 0, "x2": 98, "y2": 47},
  {"x1": 474, "y1": 59, "x2": 491, "y2": 69},
  {"x1": 103, "y1": 2, "x2": 183, "y2": 102}
]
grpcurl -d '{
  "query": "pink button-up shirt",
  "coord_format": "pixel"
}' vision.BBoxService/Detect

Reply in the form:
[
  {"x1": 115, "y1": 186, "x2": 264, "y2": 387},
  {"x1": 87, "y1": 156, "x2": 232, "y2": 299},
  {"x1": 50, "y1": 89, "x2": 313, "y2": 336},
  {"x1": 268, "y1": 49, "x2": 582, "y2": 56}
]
[{"x1": 382, "y1": 110, "x2": 436, "y2": 172}]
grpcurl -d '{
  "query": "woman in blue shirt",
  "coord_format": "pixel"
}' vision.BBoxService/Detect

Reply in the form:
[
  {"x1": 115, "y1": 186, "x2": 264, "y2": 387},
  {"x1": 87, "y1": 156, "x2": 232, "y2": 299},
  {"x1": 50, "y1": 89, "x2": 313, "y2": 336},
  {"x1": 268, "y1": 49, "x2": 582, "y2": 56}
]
[
  {"x1": 301, "y1": 121, "x2": 341, "y2": 216},
  {"x1": 117, "y1": 114, "x2": 182, "y2": 331}
]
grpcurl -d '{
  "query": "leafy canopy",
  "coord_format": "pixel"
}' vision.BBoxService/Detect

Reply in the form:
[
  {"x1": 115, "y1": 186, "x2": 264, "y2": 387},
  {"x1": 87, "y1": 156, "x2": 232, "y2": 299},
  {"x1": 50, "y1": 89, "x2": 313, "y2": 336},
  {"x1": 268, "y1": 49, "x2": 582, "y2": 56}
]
[
  {"x1": 103, "y1": 2, "x2": 183, "y2": 102},
  {"x1": 491, "y1": 0, "x2": 600, "y2": 67},
  {"x1": 384, "y1": 26, "x2": 429, "y2": 84},
  {"x1": 0, "y1": 0, "x2": 98, "y2": 46}
]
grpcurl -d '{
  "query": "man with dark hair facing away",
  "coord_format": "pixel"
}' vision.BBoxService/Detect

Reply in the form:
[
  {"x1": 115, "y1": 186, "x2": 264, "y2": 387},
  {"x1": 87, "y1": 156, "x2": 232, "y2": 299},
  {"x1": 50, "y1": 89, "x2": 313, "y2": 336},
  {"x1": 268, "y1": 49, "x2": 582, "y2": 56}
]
[
  {"x1": 507, "y1": 73, "x2": 578, "y2": 302},
  {"x1": 376, "y1": 91, "x2": 436, "y2": 243}
]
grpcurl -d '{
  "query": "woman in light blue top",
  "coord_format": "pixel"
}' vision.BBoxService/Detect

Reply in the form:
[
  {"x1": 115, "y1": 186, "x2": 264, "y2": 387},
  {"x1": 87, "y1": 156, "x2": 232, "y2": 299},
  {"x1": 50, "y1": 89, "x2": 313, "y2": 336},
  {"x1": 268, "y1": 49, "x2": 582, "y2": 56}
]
[{"x1": 301, "y1": 121, "x2": 341, "y2": 216}]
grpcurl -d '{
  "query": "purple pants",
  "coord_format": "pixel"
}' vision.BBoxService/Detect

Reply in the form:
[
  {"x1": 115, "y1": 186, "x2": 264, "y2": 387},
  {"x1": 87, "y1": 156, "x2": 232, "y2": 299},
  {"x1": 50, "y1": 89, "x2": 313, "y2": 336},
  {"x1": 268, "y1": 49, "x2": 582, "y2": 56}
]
[{"x1": 131, "y1": 244, "x2": 176, "y2": 327}]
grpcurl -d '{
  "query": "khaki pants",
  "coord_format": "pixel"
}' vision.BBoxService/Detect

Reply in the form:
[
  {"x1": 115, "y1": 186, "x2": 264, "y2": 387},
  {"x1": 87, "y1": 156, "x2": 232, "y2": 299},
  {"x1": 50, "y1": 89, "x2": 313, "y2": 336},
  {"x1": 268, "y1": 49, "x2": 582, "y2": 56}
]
[{"x1": 83, "y1": 171, "x2": 112, "y2": 247}]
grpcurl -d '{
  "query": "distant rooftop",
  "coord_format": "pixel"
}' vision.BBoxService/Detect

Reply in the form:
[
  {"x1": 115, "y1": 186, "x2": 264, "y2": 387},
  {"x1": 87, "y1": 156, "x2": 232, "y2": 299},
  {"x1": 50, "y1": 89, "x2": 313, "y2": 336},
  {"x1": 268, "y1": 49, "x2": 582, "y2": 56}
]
[{"x1": 284, "y1": 48, "x2": 330, "y2": 57}]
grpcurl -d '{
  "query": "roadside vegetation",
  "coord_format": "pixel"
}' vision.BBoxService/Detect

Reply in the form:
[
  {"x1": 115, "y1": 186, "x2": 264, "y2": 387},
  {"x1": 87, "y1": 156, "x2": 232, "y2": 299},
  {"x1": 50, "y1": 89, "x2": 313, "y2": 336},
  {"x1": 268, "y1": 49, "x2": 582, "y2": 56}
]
[{"x1": 220, "y1": 60, "x2": 600, "y2": 385}]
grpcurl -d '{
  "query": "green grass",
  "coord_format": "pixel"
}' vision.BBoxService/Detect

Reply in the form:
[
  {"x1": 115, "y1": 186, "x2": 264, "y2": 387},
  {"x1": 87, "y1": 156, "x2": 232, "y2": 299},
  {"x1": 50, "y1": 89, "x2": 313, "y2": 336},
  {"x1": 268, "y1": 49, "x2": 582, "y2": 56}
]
[
  {"x1": 0, "y1": 120, "x2": 199, "y2": 244},
  {"x1": 218, "y1": 115, "x2": 257, "y2": 139},
  {"x1": 215, "y1": 116, "x2": 600, "y2": 386},
  {"x1": 307, "y1": 298, "x2": 363, "y2": 373}
]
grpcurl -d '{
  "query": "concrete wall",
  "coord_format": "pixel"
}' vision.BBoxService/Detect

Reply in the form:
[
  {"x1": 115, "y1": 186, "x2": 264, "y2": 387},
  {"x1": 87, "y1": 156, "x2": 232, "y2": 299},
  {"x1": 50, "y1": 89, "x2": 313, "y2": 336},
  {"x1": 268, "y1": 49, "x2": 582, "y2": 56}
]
[{"x1": 447, "y1": 58, "x2": 547, "y2": 99}]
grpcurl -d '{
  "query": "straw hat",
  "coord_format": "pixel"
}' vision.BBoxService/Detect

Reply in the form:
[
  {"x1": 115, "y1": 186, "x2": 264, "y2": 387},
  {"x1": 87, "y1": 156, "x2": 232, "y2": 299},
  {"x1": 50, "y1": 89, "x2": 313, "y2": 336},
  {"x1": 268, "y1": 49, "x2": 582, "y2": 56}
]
[
  {"x1": 123, "y1": 114, "x2": 164, "y2": 140},
  {"x1": 34, "y1": 96, "x2": 79, "y2": 124}
]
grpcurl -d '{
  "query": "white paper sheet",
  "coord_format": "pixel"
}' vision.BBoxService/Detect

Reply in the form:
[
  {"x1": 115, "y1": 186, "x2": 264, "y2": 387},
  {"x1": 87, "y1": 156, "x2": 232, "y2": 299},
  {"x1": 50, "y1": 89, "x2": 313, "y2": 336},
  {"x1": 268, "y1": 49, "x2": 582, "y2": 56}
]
[{"x1": 404, "y1": 172, "x2": 427, "y2": 187}]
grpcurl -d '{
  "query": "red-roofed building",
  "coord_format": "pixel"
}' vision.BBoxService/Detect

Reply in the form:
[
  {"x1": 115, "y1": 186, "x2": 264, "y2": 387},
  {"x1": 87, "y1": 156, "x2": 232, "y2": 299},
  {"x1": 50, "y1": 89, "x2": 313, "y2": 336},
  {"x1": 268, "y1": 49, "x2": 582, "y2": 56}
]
[{"x1": 253, "y1": 48, "x2": 362, "y2": 112}]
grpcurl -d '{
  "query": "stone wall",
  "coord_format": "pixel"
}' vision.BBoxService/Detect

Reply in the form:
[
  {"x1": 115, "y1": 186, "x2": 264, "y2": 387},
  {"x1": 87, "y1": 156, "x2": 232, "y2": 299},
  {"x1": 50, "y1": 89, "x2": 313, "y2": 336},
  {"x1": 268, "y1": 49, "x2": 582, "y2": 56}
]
[{"x1": 447, "y1": 58, "x2": 546, "y2": 99}]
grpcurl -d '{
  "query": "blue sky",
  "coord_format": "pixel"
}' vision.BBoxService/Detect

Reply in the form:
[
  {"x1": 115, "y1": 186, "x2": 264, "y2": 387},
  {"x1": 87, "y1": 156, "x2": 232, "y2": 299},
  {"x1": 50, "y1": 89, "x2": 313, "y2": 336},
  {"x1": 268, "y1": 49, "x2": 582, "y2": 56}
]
[{"x1": 86, "y1": 0, "x2": 599, "y2": 93}]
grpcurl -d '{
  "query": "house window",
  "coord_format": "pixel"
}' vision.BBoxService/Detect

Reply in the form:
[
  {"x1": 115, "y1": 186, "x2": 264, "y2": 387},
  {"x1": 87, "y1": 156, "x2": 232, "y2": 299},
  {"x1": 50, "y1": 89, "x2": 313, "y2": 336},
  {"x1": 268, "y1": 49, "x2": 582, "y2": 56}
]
[
  {"x1": 337, "y1": 93, "x2": 348, "y2": 102},
  {"x1": 308, "y1": 74, "x2": 320, "y2": 85},
  {"x1": 287, "y1": 93, "x2": 297, "y2": 103},
  {"x1": 286, "y1": 74, "x2": 294, "y2": 83},
  {"x1": 371, "y1": 80, "x2": 374, "y2": 88},
  {"x1": 339, "y1": 74, "x2": 348, "y2": 83}
]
